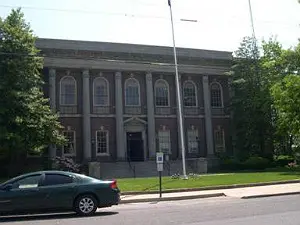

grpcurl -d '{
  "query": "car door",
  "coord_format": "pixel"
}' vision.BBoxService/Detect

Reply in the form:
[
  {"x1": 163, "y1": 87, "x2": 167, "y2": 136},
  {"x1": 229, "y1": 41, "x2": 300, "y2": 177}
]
[
  {"x1": 0, "y1": 174, "x2": 43, "y2": 213},
  {"x1": 39, "y1": 173, "x2": 78, "y2": 210}
]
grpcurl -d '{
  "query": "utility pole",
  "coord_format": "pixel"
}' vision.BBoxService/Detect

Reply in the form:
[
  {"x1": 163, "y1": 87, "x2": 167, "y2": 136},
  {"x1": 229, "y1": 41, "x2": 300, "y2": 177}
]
[{"x1": 168, "y1": 0, "x2": 188, "y2": 180}]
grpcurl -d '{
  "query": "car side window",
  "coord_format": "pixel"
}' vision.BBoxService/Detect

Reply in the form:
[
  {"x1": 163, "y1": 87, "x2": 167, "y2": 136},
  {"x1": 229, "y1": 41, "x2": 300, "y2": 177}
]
[
  {"x1": 11, "y1": 175, "x2": 41, "y2": 189},
  {"x1": 43, "y1": 174, "x2": 74, "y2": 186}
]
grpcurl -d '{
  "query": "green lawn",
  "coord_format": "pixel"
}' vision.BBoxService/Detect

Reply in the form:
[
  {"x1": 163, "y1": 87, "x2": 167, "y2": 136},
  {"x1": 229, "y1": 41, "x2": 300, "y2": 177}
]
[{"x1": 117, "y1": 170, "x2": 300, "y2": 192}]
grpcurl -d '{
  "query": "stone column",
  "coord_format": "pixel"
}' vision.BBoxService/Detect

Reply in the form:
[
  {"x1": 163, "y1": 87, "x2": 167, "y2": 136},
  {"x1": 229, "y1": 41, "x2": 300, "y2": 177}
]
[
  {"x1": 202, "y1": 75, "x2": 214, "y2": 156},
  {"x1": 115, "y1": 72, "x2": 125, "y2": 160},
  {"x1": 82, "y1": 69, "x2": 91, "y2": 161},
  {"x1": 48, "y1": 68, "x2": 56, "y2": 159},
  {"x1": 146, "y1": 72, "x2": 156, "y2": 159}
]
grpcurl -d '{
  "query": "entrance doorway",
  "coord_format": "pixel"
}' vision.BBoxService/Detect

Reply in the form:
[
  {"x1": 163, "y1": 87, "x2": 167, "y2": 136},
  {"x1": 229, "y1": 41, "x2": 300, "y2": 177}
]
[{"x1": 127, "y1": 132, "x2": 144, "y2": 162}]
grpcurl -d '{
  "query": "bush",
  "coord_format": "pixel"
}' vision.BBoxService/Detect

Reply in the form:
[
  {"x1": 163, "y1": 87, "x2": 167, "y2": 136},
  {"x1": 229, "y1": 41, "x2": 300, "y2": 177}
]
[
  {"x1": 53, "y1": 157, "x2": 81, "y2": 173},
  {"x1": 243, "y1": 156, "x2": 270, "y2": 170},
  {"x1": 220, "y1": 158, "x2": 243, "y2": 171},
  {"x1": 274, "y1": 155, "x2": 294, "y2": 167}
]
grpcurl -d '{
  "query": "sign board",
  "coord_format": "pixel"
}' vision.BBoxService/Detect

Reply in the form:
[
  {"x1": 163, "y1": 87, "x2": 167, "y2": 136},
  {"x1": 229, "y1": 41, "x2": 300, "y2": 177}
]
[
  {"x1": 156, "y1": 152, "x2": 164, "y2": 164},
  {"x1": 157, "y1": 163, "x2": 163, "y2": 172}
]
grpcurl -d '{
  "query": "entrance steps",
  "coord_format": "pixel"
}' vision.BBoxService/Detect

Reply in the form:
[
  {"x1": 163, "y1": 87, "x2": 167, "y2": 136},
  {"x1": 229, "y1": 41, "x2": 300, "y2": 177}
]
[{"x1": 99, "y1": 158, "x2": 208, "y2": 179}]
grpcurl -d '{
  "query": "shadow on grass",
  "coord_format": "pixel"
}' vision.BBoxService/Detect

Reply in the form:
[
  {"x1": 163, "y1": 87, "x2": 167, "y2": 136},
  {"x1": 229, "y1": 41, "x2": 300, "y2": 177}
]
[{"x1": 0, "y1": 211, "x2": 119, "y2": 222}]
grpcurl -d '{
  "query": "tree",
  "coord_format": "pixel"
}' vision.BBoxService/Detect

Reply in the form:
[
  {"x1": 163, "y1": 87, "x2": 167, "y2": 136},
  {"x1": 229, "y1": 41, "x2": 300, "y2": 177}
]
[
  {"x1": 230, "y1": 36, "x2": 277, "y2": 159},
  {"x1": 270, "y1": 42, "x2": 300, "y2": 154},
  {"x1": 0, "y1": 9, "x2": 65, "y2": 171}
]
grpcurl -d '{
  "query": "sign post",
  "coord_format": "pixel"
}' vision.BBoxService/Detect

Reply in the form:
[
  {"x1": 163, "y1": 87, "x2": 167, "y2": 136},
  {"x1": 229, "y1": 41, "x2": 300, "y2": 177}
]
[{"x1": 156, "y1": 152, "x2": 164, "y2": 198}]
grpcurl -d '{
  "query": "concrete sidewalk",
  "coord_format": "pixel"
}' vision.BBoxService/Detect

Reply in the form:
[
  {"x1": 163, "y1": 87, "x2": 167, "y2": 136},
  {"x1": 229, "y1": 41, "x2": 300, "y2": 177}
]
[{"x1": 120, "y1": 183, "x2": 300, "y2": 204}]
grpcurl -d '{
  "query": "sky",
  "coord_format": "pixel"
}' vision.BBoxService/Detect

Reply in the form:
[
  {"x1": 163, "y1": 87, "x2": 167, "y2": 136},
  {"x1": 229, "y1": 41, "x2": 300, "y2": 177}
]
[{"x1": 0, "y1": 0, "x2": 299, "y2": 52}]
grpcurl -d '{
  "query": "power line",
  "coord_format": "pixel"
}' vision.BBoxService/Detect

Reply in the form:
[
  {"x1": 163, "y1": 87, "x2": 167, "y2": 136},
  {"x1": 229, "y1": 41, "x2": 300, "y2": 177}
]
[{"x1": 0, "y1": 4, "x2": 298, "y2": 28}]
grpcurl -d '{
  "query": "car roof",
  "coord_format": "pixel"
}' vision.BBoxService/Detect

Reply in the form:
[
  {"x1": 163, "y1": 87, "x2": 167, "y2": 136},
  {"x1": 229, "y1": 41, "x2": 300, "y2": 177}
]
[{"x1": 1, "y1": 171, "x2": 80, "y2": 184}]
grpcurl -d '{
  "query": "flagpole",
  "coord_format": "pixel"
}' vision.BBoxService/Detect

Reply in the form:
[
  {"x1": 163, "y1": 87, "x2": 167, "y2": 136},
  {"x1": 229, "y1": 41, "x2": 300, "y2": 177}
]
[{"x1": 168, "y1": 0, "x2": 188, "y2": 180}]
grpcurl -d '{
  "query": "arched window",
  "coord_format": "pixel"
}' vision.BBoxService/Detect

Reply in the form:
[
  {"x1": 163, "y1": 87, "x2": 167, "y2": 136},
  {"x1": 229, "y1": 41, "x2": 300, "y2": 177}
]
[
  {"x1": 60, "y1": 76, "x2": 76, "y2": 105},
  {"x1": 93, "y1": 77, "x2": 109, "y2": 106},
  {"x1": 155, "y1": 79, "x2": 169, "y2": 106},
  {"x1": 183, "y1": 81, "x2": 197, "y2": 107},
  {"x1": 125, "y1": 78, "x2": 140, "y2": 106},
  {"x1": 210, "y1": 82, "x2": 223, "y2": 108}
]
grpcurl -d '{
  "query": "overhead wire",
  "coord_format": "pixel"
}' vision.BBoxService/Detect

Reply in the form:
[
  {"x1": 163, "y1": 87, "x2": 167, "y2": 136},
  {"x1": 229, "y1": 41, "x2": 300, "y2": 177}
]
[{"x1": 0, "y1": 4, "x2": 298, "y2": 28}]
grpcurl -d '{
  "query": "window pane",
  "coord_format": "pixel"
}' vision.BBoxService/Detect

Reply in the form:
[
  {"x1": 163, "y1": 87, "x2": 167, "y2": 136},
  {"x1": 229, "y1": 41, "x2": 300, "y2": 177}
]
[
  {"x1": 63, "y1": 131, "x2": 75, "y2": 155},
  {"x1": 214, "y1": 129, "x2": 225, "y2": 152},
  {"x1": 183, "y1": 82, "x2": 196, "y2": 107},
  {"x1": 187, "y1": 130, "x2": 198, "y2": 153},
  {"x1": 61, "y1": 77, "x2": 76, "y2": 105},
  {"x1": 125, "y1": 79, "x2": 140, "y2": 106},
  {"x1": 158, "y1": 130, "x2": 170, "y2": 154},
  {"x1": 12, "y1": 175, "x2": 41, "y2": 189},
  {"x1": 44, "y1": 174, "x2": 73, "y2": 186},
  {"x1": 155, "y1": 80, "x2": 169, "y2": 106},
  {"x1": 211, "y1": 83, "x2": 222, "y2": 107},
  {"x1": 94, "y1": 78, "x2": 109, "y2": 106},
  {"x1": 96, "y1": 131, "x2": 108, "y2": 154}
]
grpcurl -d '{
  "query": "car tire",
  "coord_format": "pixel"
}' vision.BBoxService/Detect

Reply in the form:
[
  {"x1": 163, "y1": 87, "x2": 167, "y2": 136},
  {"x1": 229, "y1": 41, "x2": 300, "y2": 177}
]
[{"x1": 74, "y1": 194, "x2": 98, "y2": 216}]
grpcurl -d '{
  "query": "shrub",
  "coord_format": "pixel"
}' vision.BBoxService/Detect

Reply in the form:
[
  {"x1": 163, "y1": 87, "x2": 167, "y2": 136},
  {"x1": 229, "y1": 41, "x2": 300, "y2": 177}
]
[
  {"x1": 53, "y1": 157, "x2": 81, "y2": 173},
  {"x1": 274, "y1": 155, "x2": 294, "y2": 167},
  {"x1": 220, "y1": 158, "x2": 243, "y2": 171},
  {"x1": 243, "y1": 156, "x2": 270, "y2": 170}
]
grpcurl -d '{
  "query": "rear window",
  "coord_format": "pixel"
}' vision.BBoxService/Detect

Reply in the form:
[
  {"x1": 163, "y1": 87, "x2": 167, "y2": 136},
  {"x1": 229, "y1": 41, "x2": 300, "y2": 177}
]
[{"x1": 43, "y1": 174, "x2": 73, "y2": 186}]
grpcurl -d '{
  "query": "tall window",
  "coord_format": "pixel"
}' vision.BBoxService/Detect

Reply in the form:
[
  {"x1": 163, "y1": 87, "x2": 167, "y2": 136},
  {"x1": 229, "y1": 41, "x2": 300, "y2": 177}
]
[
  {"x1": 210, "y1": 82, "x2": 223, "y2": 108},
  {"x1": 96, "y1": 130, "x2": 109, "y2": 155},
  {"x1": 62, "y1": 131, "x2": 76, "y2": 156},
  {"x1": 187, "y1": 129, "x2": 199, "y2": 153},
  {"x1": 60, "y1": 76, "x2": 76, "y2": 105},
  {"x1": 183, "y1": 81, "x2": 197, "y2": 107},
  {"x1": 93, "y1": 77, "x2": 109, "y2": 106},
  {"x1": 155, "y1": 79, "x2": 169, "y2": 106},
  {"x1": 214, "y1": 128, "x2": 225, "y2": 152},
  {"x1": 125, "y1": 78, "x2": 140, "y2": 106},
  {"x1": 158, "y1": 130, "x2": 171, "y2": 154}
]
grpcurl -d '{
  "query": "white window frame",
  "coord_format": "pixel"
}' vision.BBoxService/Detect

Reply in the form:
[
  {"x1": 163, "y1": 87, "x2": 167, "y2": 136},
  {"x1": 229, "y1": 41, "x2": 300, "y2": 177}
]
[
  {"x1": 183, "y1": 80, "x2": 198, "y2": 107},
  {"x1": 95, "y1": 130, "x2": 109, "y2": 156},
  {"x1": 210, "y1": 82, "x2": 223, "y2": 108},
  {"x1": 124, "y1": 78, "x2": 141, "y2": 106},
  {"x1": 59, "y1": 76, "x2": 77, "y2": 106},
  {"x1": 214, "y1": 128, "x2": 226, "y2": 152},
  {"x1": 62, "y1": 130, "x2": 76, "y2": 156},
  {"x1": 155, "y1": 79, "x2": 170, "y2": 107},
  {"x1": 187, "y1": 129, "x2": 199, "y2": 153},
  {"x1": 158, "y1": 130, "x2": 171, "y2": 154},
  {"x1": 93, "y1": 77, "x2": 109, "y2": 106}
]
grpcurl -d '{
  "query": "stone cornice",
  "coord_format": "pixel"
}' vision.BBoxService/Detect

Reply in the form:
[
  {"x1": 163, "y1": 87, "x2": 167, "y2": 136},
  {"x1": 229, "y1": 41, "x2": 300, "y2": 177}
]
[{"x1": 43, "y1": 57, "x2": 230, "y2": 76}]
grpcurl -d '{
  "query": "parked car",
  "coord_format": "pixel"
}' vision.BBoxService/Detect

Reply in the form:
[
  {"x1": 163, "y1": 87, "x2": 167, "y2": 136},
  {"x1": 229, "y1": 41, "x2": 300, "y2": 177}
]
[{"x1": 0, "y1": 171, "x2": 120, "y2": 216}]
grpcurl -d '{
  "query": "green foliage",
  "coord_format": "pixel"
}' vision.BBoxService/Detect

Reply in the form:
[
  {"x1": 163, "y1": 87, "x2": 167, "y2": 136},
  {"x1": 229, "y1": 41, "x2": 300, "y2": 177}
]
[
  {"x1": 243, "y1": 156, "x2": 270, "y2": 170},
  {"x1": 274, "y1": 155, "x2": 294, "y2": 167},
  {"x1": 231, "y1": 37, "x2": 275, "y2": 159},
  {"x1": 0, "y1": 9, "x2": 65, "y2": 159}
]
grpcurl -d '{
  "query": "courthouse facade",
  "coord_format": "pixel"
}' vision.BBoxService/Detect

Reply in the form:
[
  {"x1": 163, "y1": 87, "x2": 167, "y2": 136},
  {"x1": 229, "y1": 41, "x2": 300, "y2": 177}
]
[{"x1": 36, "y1": 38, "x2": 232, "y2": 173}]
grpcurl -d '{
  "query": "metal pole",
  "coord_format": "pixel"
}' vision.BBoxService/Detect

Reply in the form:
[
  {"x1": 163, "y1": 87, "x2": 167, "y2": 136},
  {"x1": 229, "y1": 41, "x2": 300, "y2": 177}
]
[
  {"x1": 168, "y1": 0, "x2": 188, "y2": 180},
  {"x1": 159, "y1": 171, "x2": 162, "y2": 198}
]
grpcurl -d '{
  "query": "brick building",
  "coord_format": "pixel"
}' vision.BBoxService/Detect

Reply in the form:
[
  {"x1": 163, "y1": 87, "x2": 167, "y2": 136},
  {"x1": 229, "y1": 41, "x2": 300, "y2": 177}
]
[{"x1": 36, "y1": 38, "x2": 233, "y2": 178}]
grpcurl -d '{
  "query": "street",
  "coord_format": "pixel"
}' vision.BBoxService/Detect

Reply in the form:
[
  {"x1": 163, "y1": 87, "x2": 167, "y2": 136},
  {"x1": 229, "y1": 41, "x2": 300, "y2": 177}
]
[{"x1": 1, "y1": 195, "x2": 300, "y2": 224}]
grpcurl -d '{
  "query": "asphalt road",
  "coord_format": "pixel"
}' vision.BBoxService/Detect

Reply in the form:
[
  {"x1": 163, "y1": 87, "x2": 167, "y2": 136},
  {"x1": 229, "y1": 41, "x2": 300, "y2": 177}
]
[{"x1": 1, "y1": 195, "x2": 300, "y2": 225}]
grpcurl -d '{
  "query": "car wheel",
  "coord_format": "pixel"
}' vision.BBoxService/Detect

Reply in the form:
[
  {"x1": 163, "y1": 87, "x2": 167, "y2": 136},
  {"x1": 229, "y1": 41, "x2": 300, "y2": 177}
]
[{"x1": 74, "y1": 195, "x2": 98, "y2": 216}]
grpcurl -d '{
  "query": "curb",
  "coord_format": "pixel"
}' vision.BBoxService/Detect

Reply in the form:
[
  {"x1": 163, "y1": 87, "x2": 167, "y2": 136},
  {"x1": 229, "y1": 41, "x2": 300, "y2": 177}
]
[
  {"x1": 241, "y1": 191, "x2": 300, "y2": 199},
  {"x1": 121, "y1": 179, "x2": 300, "y2": 195},
  {"x1": 119, "y1": 193, "x2": 225, "y2": 204}
]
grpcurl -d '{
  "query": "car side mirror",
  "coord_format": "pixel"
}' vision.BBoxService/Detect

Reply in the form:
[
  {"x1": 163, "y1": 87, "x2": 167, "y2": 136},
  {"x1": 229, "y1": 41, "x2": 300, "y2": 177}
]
[{"x1": 3, "y1": 184, "x2": 12, "y2": 191}]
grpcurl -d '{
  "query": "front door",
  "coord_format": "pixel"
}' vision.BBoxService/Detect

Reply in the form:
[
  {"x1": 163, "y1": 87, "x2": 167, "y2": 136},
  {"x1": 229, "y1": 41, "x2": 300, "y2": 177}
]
[{"x1": 127, "y1": 132, "x2": 144, "y2": 162}]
